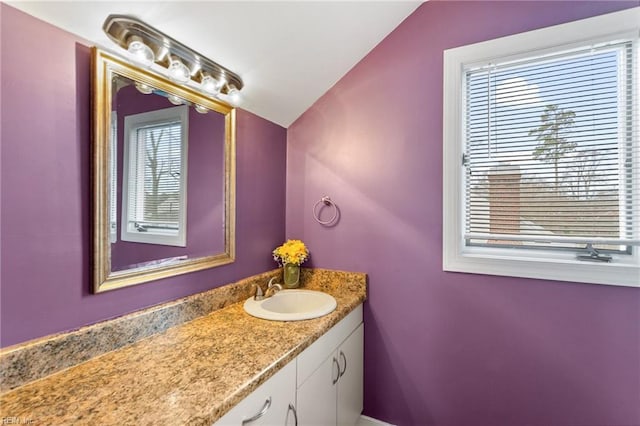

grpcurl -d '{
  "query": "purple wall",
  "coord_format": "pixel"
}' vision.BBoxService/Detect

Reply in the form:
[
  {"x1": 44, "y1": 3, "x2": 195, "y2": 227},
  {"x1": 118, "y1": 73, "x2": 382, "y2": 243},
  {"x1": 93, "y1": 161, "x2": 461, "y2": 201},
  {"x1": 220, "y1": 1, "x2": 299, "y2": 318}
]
[
  {"x1": 111, "y1": 84, "x2": 226, "y2": 270},
  {"x1": 286, "y1": 2, "x2": 640, "y2": 425},
  {"x1": 0, "y1": 4, "x2": 287, "y2": 347}
]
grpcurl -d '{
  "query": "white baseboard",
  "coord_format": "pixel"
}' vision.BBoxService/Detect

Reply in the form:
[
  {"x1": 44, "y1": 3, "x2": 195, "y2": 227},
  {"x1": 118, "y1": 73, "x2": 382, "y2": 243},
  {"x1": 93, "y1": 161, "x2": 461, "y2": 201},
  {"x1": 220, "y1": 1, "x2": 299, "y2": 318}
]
[{"x1": 357, "y1": 415, "x2": 395, "y2": 426}]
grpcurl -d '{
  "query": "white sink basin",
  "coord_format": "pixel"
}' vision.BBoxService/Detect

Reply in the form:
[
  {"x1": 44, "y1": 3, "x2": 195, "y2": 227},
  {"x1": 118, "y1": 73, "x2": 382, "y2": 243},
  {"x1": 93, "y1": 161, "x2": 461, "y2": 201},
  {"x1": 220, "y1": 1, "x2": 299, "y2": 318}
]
[{"x1": 244, "y1": 289, "x2": 337, "y2": 321}]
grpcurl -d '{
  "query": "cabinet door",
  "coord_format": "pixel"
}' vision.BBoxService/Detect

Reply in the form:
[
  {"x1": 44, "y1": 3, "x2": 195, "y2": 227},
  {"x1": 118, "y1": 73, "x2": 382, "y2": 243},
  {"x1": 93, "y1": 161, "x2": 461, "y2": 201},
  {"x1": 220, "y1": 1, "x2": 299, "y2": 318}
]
[
  {"x1": 337, "y1": 323, "x2": 364, "y2": 426},
  {"x1": 297, "y1": 306, "x2": 363, "y2": 389},
  {"x1": 296, "y1": 352, "x2": 339, "y2": 426},
  {"x1": 215, "y1": 361, "x2": 297, "y2": 426}
]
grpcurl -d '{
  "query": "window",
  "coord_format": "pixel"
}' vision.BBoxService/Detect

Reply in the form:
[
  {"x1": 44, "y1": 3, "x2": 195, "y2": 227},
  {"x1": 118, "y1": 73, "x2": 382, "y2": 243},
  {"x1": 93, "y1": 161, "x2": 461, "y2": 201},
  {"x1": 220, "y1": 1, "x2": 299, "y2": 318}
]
[
  {"x1": 122, "y1": 106, "x2": 188, "y2": 247},
  {"x1": 110, "y1": 112, "x2": 118, "y2": 244},
  {"x1": 443, "y1": 8, "x2": 639, "y2": 287}
]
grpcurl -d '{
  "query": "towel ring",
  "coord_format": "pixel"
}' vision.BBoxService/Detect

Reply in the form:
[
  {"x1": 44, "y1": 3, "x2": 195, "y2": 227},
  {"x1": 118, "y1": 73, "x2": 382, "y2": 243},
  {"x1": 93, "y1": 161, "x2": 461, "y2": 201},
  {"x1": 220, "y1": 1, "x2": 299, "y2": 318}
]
[{"x1": 313, "y1": 196, "x2": 338, "y2": 226}]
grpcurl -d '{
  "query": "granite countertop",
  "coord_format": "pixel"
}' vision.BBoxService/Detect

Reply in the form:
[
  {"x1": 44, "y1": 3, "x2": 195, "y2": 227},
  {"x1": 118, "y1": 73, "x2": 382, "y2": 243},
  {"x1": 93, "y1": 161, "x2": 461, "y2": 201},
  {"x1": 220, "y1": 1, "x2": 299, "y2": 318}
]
[{"x1": 0, "y1": 272, "x2": 366, "y2": 425}]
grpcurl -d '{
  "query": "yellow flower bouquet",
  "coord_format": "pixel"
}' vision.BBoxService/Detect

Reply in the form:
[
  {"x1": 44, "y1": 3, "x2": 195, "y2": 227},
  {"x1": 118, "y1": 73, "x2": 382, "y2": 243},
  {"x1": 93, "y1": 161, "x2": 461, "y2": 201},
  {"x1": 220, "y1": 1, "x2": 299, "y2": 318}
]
[
  {"x1": 273, "y1": 239, "x2": 309, "y2": 288},
  {"x1": 272, "y1": 239, "x2": 309, "y2": 266}
]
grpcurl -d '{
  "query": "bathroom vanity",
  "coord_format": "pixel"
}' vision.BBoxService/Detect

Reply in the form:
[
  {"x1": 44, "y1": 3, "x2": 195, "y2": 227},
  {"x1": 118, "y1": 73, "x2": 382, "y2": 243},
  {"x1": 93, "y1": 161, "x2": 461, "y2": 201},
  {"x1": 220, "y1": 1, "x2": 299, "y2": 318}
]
[
  {"x1": 0, "y1": 269, "x2": 366, "y2": 425},
  {"x1": 215, "y1": 305, "x2": 363, "y2": 425}
]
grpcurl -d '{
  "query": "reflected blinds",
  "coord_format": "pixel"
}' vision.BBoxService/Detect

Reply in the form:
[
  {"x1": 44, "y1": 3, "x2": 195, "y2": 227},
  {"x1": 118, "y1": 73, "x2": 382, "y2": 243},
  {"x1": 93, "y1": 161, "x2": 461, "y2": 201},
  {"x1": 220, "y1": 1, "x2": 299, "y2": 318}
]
[
  {"x1": 110, "y1": 113, "x2": 118, "y2": 243},
  {"x1": 128, "y1": 121, "x2": 182, "y2": 231},
  {"x1": 463, "y1": 40, "x2": 638, "y2": 251}
]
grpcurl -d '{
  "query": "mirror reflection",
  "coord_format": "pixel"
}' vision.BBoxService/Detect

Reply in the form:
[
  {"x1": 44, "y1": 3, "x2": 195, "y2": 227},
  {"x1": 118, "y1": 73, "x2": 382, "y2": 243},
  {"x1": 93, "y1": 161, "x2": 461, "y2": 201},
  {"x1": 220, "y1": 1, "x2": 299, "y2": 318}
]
[
  {"x1": 111, "y1": 74, "x2": 225, "y2": 271},
  {"x1": 93, "y1": 48, "x2": 235, "y2": 293}
]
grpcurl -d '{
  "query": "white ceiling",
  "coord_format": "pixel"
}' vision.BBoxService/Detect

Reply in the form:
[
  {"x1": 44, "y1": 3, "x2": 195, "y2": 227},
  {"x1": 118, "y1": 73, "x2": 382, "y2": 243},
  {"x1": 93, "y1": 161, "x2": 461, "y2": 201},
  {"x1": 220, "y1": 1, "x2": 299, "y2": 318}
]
[{"x1": 6, "y1": 1, "x2": 422, "y2": 127}]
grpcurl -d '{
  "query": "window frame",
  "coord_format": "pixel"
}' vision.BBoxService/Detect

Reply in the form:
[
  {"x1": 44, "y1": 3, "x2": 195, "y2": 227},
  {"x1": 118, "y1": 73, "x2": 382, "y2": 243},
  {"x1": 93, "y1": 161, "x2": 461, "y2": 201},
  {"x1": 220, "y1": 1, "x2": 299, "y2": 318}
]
[
  {"x1": 121, "y1": 105, "x2": 189, "y2": 247},
  {"x1": 443, "y1": 7, "x2": 640, "y2": 287}
]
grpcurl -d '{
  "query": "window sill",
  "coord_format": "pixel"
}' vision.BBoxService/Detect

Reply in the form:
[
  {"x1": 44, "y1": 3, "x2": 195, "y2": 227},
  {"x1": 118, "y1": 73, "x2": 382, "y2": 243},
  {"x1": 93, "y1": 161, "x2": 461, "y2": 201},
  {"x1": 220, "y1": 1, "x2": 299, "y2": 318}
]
[{"x1": 443, "y1": 245, "x2": 640, "y2": 287}]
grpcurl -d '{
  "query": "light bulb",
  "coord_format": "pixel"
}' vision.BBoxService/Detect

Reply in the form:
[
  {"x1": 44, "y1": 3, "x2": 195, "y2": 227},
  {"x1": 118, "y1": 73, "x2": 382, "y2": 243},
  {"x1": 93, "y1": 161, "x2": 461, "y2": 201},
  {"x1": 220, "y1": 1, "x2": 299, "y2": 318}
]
[
  {"x1": 167, "y1": 94, "x2": 184, "y2": 105},
  {"x1": 127, "y1": 37, "x2": 154, "y2": 67},
  {"x1": 168, "y1": 58, "x2": 191, "y2": 84},
  {"x1": 218, "y1": 75, "x2": 228, "y2": 89},
  {"x1": 227, "y1": 86, "x2": 241, "y2": 105},
  {"x1": 135, "y1": 82, "x2": 153, "y2": 94},
  {"x1": 194, "y1": 104, "x2": 208, "y2": 114},
  {"x1": 200, "y1": 75, "x2": 221, "y2": 95}
]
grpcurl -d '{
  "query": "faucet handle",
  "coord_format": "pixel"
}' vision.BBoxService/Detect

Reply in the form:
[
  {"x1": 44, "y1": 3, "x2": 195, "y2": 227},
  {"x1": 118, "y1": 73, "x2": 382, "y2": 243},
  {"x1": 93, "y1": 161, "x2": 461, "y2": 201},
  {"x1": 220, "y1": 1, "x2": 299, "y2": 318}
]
[
  {"x1": 253, "y1": 283, "x2": 265, "y2": 301},
  {"x1": 268, "y1": 277, "x2": 279, "y2": 288},
  {"x1": 265, "y1": 281, "x2": 283, "y2": 297}
]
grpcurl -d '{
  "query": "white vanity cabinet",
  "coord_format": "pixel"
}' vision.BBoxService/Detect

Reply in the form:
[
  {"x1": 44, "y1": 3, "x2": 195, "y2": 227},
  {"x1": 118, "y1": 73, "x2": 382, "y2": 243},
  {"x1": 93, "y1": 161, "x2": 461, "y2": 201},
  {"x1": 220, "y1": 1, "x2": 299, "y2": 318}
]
[
  {"x1": 214, "y1": 361, "x2": 297, "y2": 426},
  {"x1": 296, "y1": 306, "x2": 364, "y2": 426},
  {"x1": 213, "y1": 305, "x2": 363, "y2": 426}
]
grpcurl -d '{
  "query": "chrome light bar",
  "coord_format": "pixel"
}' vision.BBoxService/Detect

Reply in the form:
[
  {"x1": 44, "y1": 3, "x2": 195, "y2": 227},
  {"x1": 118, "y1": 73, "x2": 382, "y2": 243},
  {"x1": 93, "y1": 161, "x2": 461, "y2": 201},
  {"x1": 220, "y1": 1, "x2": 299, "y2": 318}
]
[{"x1": 103, "y1": 14, "x2": 243, "y2": 100}]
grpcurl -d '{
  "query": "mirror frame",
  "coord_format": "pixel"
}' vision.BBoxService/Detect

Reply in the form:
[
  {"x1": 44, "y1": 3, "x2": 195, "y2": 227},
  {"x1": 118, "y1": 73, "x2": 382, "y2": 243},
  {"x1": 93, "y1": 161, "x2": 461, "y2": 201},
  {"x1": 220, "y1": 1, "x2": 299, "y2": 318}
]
[{"x1": 91, "y1": 47, "x2": 236, "y2": 293}]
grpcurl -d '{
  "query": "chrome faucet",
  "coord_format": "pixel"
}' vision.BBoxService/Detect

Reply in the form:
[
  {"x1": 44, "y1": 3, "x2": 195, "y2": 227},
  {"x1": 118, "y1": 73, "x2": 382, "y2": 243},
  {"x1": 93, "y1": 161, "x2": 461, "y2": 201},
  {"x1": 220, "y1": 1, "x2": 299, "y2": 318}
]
[
  {"x1": 253, "y1": 277, "x2": 283, "y2": 301},
  {"x1": 265, "y1": 278, "x2": 283, "y2": 297}
]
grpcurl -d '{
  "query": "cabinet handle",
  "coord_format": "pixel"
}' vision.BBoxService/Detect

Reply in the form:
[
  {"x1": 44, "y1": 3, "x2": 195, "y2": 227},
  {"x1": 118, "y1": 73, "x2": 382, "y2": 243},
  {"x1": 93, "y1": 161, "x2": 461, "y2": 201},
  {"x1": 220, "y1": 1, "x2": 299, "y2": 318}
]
[
  {"x1": 339, "y1": 350, "x2": 347, "y2": 378},
  {"x1": 332, "y1": 357, "x2": 340, "y2": 385},
  {"x1": 241, "y1": 397, "x2": 271, "y2": 425},
  {"x1": 288, "y1": 403, "x2": 298, "y2": 426}
]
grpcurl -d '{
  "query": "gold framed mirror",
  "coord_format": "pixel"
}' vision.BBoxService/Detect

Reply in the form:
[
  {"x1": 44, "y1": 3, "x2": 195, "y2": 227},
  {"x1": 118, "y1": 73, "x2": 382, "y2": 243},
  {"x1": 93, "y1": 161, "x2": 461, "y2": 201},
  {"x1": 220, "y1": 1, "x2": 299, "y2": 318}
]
[{"x1": 92, "y1": 48, "x2": 235, "y2": 293}]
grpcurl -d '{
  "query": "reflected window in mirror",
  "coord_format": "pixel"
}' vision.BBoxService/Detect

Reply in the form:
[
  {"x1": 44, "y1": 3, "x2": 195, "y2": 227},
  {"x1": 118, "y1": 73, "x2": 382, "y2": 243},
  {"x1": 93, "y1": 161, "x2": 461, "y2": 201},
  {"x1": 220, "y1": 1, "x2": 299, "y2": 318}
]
[
  {"x1": 110, "y1": 113, "x2": 118, "y2": 244},
  {"x1": 122, "y1": 105, "x2": 188, "y2": 247}
]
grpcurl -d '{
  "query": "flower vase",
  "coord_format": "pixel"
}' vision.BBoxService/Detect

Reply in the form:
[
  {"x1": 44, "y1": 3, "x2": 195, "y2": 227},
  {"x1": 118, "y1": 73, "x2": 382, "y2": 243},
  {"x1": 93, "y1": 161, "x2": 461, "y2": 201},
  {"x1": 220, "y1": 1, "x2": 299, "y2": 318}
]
[{"x1": 283, "y1": 263, "x2": 300, "y2": 289}]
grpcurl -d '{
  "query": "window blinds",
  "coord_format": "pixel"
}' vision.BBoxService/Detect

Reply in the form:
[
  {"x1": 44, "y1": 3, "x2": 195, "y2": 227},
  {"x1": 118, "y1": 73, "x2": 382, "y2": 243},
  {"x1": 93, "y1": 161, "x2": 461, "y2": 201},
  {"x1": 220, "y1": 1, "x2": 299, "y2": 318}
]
[
  {"x1": 463, "y1": 40, "x2": 638, "y2": 251},
  {"x1": 128, "y1": 121, "x2": 183, "y2": 231},
  {"x1": 109, "y1": 113, "x2": 118, "y2": 243}
]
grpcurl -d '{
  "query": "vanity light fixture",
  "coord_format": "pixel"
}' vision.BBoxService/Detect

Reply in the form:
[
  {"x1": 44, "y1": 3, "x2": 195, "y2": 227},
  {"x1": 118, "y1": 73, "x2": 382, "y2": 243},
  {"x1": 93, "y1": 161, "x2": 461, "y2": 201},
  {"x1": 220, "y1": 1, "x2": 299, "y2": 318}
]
[
  {"x1": 167, "y1": 94, "x2": 184, "y2": 105},
  {"x1": 200, "y1": 74, "x2": 223, "y2": 96},
  {"x1": 167, "y1": 56, "x2": 191, "y2": 83},
  {"x1": 134, "y1": 82, "x2": 153, "y2": 94},
  {"x1": 227, "y1": 85, "x2": 242, "y2": 105},
  {"x1": 194, "y1": 104, "x2": 209, "y2": 114},
  {"x1": 126, "y1": 35, "x2": 154, "y2": 67},
  {"x1": 103, "y1": 14, "x2": 244, "y2": 103}
]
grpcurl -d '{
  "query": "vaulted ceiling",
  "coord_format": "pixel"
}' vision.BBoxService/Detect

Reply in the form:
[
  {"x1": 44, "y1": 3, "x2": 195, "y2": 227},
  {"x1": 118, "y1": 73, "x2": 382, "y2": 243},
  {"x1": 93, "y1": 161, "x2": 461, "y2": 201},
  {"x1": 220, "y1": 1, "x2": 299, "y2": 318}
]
[{"x1": 8, "y1": 1, "x2": 422, "y2": 127}]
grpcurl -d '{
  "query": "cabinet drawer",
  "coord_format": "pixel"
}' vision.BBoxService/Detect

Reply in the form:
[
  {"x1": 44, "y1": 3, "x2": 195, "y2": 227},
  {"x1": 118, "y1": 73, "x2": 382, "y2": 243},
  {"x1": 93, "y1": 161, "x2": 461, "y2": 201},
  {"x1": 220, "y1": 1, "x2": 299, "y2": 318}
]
[
  {"x1": 297, "y1": 305, "x2": 362, "y2": 388},
  {"x1": 214, "y1": 361, "x2": 296, "y2": 426}
]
